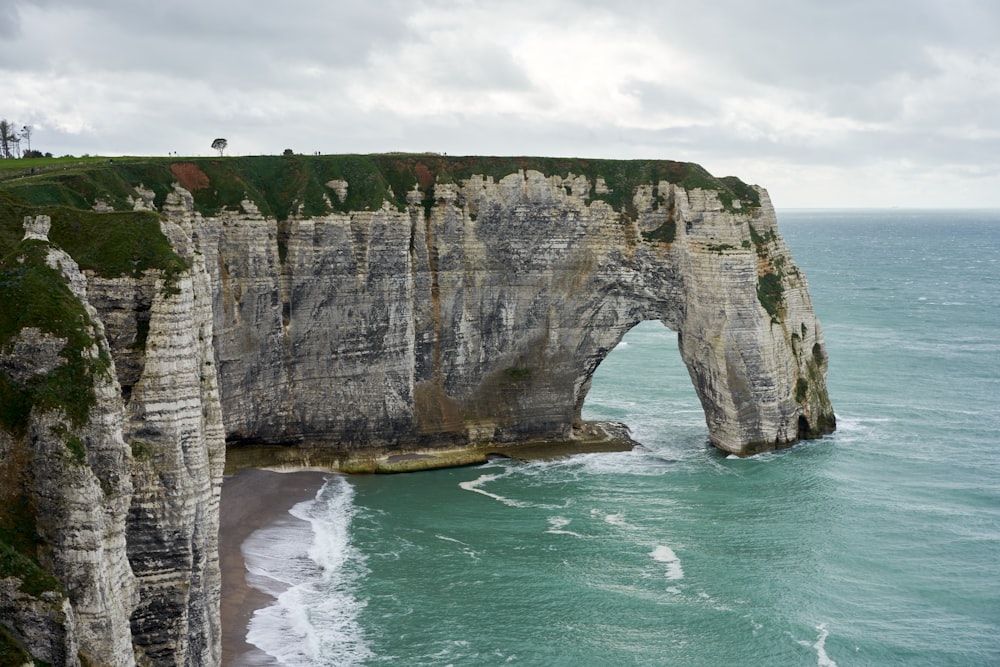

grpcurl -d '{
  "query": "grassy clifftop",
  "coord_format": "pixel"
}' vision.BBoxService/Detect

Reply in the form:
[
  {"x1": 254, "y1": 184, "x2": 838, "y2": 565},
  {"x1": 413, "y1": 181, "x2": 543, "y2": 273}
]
[
  {"x1": 0, "y1": 154, "x2": 761, "y2": 227},
  {"x1": 0, "y1": 194, "x2": 188, "y2": 279}
]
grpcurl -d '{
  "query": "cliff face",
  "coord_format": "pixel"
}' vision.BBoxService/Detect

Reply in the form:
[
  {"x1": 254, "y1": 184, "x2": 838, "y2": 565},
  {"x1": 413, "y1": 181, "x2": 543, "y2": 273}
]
[
  {"x1": 0, "y1": 156, "x2": 834, "y2": 664},
  {"x1": 179, "y1": 166, "x2": 833, "y2": 457},
  {"x1": 87, "y1": 218, "x2": 225, "y2": 666},
  {"x1": 0, "y1": 219, "x2": 137, "y2": 666},
  {"x1": 1, "y1": 214, "x2": 223, "y2": 665}
]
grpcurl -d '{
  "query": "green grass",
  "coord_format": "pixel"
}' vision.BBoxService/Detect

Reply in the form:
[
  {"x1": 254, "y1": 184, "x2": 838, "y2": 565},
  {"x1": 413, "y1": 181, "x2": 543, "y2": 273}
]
[
  {"x1": 0, "y1": 194, "x2": 188, "y2": 282},
  {"x1": 0, "y1": 491, "x2": 62, "y2": 600},
  {"x1": 2, "y1": 154, "x2": 762, "y2": 226},
  {"x1": 504, "y1": 367, "x2": 531, "y2": 382},
  {"x1": 130, "y1": 440, "x2": 155, "y2": 460},
  {"x1": 748, "y1": 221, "x2": 785, "y2": 322},
  {"x1": 0, "y1": 493, "x2": 39, "y2": 565},
  {"x1": 795, "y1": 377, "x2": 809, "y2": 402},
  {"x1": 0, "y1": 541, "x2": 62, "y2": 598},
  {"x1": 0, "y1": 242, "x2": 109, "y2": 436},
  {"x1": 718, "y1": 176, "x2": 762, "y2": 208},
  {"x1": 756, "y1": 271, "x2": 785, "y2": 323},
  {"x1": 65, "y1": 436, "x2": 87, "y2": 465},
  {"x1": 0, "y1": 154, "x2": 127, "y2": 177},
  {"x1": 641, "y1": 219, "x2": 677, "y2": 244},
  {"x1": 748, "y1": 222, "x2": 777, "y2": 254}
]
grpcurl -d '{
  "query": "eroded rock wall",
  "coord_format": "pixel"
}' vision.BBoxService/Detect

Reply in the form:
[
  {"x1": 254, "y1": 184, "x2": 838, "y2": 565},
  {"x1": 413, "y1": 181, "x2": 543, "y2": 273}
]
[
  {"x1": 175, "y1": 168, "x2": 833, "y2": 456},
  {"x1": 89, "y1": 218, "x2": 225, "y2": 666},
  {"x1": 1, "y1": 159, "x2": 834, "y2": 665},
  {"x1": 0, "y1": 223, "x2": 137, "y2": 666},
  {"x1": 1, "y1": 215, "x2": 225, "y2": 666}
]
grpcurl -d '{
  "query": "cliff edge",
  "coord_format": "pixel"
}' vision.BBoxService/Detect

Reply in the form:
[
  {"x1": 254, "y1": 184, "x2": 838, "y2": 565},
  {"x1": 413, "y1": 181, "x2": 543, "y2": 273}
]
[{"x1": 0, "y1": 155, "x2": 834, "y2": 663}]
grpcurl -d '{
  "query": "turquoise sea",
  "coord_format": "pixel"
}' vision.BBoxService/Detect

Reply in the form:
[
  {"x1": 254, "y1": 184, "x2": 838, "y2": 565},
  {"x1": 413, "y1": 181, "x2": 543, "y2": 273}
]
[{"x1": 241, "y1": 210, "x2": 1000, "y2": 666}]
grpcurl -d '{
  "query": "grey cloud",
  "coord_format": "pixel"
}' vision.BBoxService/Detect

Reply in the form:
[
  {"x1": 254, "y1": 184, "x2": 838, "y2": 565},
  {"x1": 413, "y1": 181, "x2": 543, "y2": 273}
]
[
  {"x1": 624, "y1": 79, "x2": 715, "y2": 120},
  {"x1": 2, "y1": 0, "x2": 413, "y2": 84},
  {"x1": 575, "y1": 0, "x2": 991, "y2": 89},
  {"x1": 423, "y1": 44, "x2": 534, "y2": 93},
  {"x1": 0, "y1": 3, "x2": 21, "y2": 39},
  {"x1": 3, "y1": 0, "x2": 998, "y2": 206}
]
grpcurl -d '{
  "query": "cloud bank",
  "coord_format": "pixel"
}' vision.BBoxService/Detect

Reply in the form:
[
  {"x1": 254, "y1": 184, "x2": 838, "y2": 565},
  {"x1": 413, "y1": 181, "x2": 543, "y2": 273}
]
[{"x1": 3, "y1": 0, "x2": 999, "y2": 206}]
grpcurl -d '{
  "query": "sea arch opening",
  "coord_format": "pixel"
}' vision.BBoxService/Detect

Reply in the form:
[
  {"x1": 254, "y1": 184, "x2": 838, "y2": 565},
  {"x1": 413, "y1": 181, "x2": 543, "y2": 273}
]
[{"x1": 579, "y1": 320, "x2": 707, "y2": 451}]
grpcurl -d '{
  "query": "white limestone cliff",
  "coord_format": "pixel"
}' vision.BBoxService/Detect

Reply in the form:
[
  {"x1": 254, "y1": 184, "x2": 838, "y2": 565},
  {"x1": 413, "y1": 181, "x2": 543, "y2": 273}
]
[
  {"x1": 0, "y1": 217, "x2": 136, "y2": 666},
  {"x1": 1, "y1": 161, "x2": 834, "y2": 665},
  {"x1": 88, "y1": 216, "x2": 225, "y2": 665},
  {"x1": 1, "y1": 215, "x2": 224, "y2": 666},
  {"x1": 181, "y1": 170, "x2": 833, "y2": 458}
]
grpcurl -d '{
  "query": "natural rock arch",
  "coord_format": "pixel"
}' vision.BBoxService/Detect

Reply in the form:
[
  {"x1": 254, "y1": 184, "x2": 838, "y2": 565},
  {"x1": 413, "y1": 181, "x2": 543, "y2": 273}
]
[
  {"x1": 175, "y1": 168, "x2": 834, "y2": 458},
  {"x1": 573, "y1": 319, "x2": 699, "y2": 440},
  {"x1": 0, "y1": 157, "x2": 835, "y2": 665}
]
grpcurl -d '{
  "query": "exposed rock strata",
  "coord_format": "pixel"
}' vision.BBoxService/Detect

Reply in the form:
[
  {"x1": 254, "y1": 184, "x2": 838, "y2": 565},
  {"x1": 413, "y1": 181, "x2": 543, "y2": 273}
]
[
  {"x1": 177, "y1": 169, "x2": 833, "y2": 458},
  {"x1": 120, "y1": 219, "x2": 225, "y2": 666},
  {"x1": 1, "y1": 158, "x2": 834, "y2": 665},
  {"x1": 84, "y1": 217, "x2": 225, "y2": 665},
  {"x1": 1, "y1": 215, "x2": 224, "y2": 665},
  {"x1": 1, "y1": 218, "x2": 137, "y2": 666}
]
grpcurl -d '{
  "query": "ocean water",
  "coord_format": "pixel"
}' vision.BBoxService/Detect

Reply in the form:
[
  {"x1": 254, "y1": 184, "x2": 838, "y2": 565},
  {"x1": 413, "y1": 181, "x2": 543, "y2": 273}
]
[{"x1": 241, "y1": 210, "x2": 1000, "y2": 666}]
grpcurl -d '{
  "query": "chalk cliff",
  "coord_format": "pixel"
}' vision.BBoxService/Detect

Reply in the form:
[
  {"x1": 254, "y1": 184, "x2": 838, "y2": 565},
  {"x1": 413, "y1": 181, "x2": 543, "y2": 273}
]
[
  {"x1": 175, "y1": 163, "x2": 833, "y2": 457},
  {"x1": 0, "y1": 155, "x2": 834, "y2": 663},
  {"x1": 0, "y1": 217, "x2": 137, "y2": 665},
  {"x1": 1, "y1": 213, "x2": 223, "y2": 665}
]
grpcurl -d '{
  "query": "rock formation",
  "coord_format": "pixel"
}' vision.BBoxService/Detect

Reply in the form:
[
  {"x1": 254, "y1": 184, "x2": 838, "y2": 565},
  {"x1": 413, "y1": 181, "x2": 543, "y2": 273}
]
[
  {"x1": 0, "y1": 156, "x2": 834, "y2": 664},
  {"x1": 2, "y1": 214, "x2": 223, "y2": 665},
  {"x1": 1, "y1": 218, "x2": 137, "y2": 665},
  {"x1": 179, "y1": 165, "x2": 833, "y2": 457}
]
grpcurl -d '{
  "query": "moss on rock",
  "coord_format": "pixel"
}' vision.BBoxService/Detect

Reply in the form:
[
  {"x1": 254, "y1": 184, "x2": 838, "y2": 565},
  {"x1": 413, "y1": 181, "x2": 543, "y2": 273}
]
[
  {"x1": 0, "y1": 243, "x2": 109, "y2": 436},
  {"x1": 0, "y1": 623, "x2": 40, "y2": 667}
]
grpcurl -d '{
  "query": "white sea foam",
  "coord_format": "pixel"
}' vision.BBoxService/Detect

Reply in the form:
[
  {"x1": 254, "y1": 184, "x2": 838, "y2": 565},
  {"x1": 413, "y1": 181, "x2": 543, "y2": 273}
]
[
  {"x1": 601, "y1": 511, "x2": 639, "y2": 530},
  {"x1": 435, "y1": 534, "x2": 480, "y2": 559},
  {"x1": 813, "y1": 624, "x2": 838, "y2": 667},
  {"x1": 458, "y1": 472, "x2": 534, "y2": 508},
  {"x1": 795, "y1": 624, "x2": 838, "y2": 667},
  {"x1": 569, "y1": 449, "x2": 681, "y2": 477},
  {"x1": 458, "y1": 466, "x2": 569, "y2": 509},
  {"x1": 242, "y1": 514, "x2": 317, "y2": 598},
  {"x1": 546, "y1": 516, "x2": 586, "y2": 538},
  {"x1": 244, "y1": 476, "x2": 372, "y2": 666},
  {"x1": 828, "y1": 415, "x2": 895, "y2": 445},
  {"x1": 650, "y1": 545, "x2": 684, "y2": 580}
]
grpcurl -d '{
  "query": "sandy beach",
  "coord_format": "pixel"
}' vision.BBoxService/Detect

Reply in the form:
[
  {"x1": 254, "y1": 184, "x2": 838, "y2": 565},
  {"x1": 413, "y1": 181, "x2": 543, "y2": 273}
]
[
  {"x1": 217, "y1": 431, "x2": 637, "y2": 664},
  {"x1": 219, "y1": 468, "x2": 329, "y2": 666}
]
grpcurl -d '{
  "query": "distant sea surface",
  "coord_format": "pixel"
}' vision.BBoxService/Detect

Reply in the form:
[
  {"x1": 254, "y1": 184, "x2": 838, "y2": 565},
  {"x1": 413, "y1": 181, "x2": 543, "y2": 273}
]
[{"x1": 240, "y1": 210, "x2": 1000, "y2": 666}]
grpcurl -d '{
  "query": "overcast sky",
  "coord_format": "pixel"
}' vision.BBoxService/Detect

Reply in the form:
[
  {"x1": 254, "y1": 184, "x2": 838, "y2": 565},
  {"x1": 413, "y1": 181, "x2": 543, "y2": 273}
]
[{"x1": 3, "y1": 0, "x2": 999, "y2": 207}]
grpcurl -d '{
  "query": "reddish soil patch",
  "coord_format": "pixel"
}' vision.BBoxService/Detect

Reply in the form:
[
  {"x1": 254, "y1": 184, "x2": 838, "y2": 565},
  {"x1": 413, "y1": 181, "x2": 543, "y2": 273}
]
[
  {"x1": 414, "y1": 162, "x2": 434, "y2": 191},
  {"x1": 170, "y1": 162, "x2": 211, "y2": 191}
]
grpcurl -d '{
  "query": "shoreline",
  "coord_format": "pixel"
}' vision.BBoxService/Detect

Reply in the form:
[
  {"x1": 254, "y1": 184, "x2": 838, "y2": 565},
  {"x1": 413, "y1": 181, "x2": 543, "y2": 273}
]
[
  {"x1": 218, "y1": 424, "x2": 642, "y2": 663},
  {"x1": 219, "y1": 468, "x2": 329, "y2": 666}
]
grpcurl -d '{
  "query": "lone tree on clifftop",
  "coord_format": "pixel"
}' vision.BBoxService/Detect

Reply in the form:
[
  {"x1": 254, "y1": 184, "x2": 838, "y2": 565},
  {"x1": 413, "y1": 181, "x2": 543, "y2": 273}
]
[{"x1": 211, "y1": 138, "x2": 227, "y2": 156}]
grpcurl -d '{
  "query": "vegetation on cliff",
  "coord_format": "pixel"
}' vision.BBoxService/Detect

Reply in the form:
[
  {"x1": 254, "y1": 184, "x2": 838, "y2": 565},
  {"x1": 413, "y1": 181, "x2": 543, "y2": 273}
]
[
  {"x1": 0, "y1": 242, "x2": 110, "y2": 436},
  {"x1": 0, "y1": 624, "x2": 38, "y2": 667},
  {"x1": 0, "y1": 154, "x2": 761, "y2": 225},
  {"x1": 0, "y1": 191, "x2": 187, "y2": 632},
  {"x1": 0, "y1": 193, "x2": 187, "y2": 280}
]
